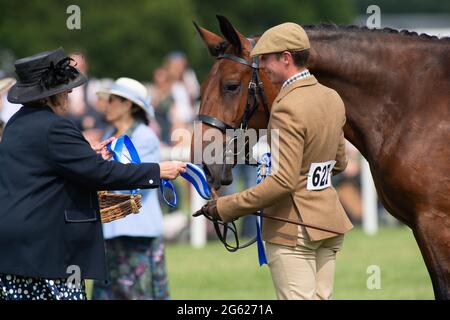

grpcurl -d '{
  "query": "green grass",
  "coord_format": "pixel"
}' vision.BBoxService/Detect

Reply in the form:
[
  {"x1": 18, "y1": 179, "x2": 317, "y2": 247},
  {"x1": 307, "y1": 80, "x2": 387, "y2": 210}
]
[{"x1": 165, "y1": 226, "x2": 434, "y2": 299}]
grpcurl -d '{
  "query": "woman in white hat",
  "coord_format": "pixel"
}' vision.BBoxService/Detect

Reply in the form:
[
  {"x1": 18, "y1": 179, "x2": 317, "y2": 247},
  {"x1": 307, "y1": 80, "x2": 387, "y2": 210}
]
[{"x1": 92, "y1": 77, "x2": 170, "y2": 300}]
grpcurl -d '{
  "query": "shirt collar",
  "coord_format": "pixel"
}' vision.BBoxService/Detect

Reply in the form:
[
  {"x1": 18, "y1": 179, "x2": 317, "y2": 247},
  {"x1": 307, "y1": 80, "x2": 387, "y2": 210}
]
[{"x1": 282, "y1": 69, "x2": 311, "y2": 89}]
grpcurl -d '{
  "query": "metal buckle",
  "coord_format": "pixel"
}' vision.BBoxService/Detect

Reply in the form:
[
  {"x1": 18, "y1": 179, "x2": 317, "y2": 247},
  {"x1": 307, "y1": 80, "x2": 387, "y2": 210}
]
[{"x1": 248, "y1": 81, "x2": 257, "y2": 89}]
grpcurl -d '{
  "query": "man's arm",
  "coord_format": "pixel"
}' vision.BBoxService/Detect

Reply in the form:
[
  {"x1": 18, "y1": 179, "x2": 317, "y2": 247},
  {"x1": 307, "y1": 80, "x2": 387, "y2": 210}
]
[
  {"x1": 217, "y1": 101, "x2": 306, "y2": 223},
  {"x1": 332, "y1": 118, "x2": 348, "y2": 175}
]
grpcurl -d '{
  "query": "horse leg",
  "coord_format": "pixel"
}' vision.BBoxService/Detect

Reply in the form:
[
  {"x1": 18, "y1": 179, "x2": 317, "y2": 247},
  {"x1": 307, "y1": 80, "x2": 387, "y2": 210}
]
[{"x1": 413, "y1": 210, "x2": 450, "y2": 300}]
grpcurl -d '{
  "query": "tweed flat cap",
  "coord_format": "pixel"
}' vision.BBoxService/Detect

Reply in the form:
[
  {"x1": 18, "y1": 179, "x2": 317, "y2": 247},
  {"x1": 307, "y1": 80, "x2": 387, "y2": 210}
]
[{"x1": 250, "y1": 22, "x2": 310, "y2": 57}]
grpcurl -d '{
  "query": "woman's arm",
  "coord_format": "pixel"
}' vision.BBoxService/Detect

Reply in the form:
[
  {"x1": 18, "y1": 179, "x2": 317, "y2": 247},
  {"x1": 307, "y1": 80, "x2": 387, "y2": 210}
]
[{"x1": 47, "y1": 118, "x2": 162, "y2": 190}]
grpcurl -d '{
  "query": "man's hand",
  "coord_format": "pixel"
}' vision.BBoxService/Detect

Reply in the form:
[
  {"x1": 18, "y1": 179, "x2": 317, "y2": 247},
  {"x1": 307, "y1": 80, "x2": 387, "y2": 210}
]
[
  {"x1": 92, "y1": 137, "x2": 116, "y2": 160},
  {"x1": 193, "y1": 200, "x2": 221, "y2": 221},
  {"x1": 160, "y1": 161, "x2": 187, "y2": 180}
]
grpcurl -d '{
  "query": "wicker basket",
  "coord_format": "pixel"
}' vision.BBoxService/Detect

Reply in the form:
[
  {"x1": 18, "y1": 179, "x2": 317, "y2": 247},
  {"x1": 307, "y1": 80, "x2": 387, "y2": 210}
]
[{"x1": 98, "y1": 191, "x2": 142, "y2": 223}]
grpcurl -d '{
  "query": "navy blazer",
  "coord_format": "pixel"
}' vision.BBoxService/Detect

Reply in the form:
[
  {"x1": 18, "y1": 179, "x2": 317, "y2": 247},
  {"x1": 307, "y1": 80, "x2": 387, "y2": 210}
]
[{"x1": 0, "y1": 105, "x2": 160, "y2": 280}]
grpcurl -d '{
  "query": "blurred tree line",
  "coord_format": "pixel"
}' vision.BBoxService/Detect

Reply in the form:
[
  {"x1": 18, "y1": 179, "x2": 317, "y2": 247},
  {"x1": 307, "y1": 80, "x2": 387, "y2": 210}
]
[
  {"x1": 0, "y1": 0, "x2": 356, "y2": 81},
  {"x1": 0, "y1": 0, "x2": 448, "y2": 82},
  {"x1": 355, "y1": 0, "x2": 450, "y2": 14}
]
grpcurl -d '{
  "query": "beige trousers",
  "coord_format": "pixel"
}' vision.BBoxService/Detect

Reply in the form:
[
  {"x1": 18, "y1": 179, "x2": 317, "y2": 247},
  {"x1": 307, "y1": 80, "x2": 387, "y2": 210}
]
[{"x1": 266, "y1": 226, "x2": 344, "y2": 300}]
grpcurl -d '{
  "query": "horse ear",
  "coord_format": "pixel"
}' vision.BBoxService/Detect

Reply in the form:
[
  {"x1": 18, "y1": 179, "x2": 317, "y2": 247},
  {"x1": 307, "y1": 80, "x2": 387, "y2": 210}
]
[
  {"x1": 216, "y1": 15, "x2": 243, "y2": 54},
  {"x1": 193, "y1": 21, "x2": 225, "y2": 57}
]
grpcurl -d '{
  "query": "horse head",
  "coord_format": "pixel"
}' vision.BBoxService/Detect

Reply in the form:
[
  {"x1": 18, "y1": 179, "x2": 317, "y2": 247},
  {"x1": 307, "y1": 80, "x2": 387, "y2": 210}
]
[{"x1": 191, "y1": 15, "x2": 278, "y2": 191}]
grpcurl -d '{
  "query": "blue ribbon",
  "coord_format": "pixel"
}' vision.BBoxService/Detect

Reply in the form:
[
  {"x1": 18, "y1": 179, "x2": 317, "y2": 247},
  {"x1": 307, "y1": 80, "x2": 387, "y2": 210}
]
[
  {"x1": 161, "y1": 162, "x2": 213, "y2": 207},
  {"x1": 106, "y1": 135, "x2": 141, "y2": 195},
  {"x1": 107, "y1": 135, "x2": 211, "y2": 207},
  {"x1": 255, "y1": 152, "x2": 271, "y2": 266},
  {"x1": 181, "y1": 163, "x2": 212, "y2": 200},
  {"x1": 159, "y1": 179, "x2": 178, "y2": 207}
]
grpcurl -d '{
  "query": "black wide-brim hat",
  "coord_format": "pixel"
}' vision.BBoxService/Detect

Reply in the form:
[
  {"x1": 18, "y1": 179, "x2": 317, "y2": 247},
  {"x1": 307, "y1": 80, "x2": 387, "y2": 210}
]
[{"x1": 7, "y1": 47, "x2": 87, "y2": 104}]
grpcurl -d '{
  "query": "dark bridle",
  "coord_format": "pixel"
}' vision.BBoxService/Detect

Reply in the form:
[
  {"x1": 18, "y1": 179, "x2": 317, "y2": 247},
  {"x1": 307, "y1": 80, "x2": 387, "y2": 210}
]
[{"x1": 197, "y1": 38, "x2": 271, "y2": 146}]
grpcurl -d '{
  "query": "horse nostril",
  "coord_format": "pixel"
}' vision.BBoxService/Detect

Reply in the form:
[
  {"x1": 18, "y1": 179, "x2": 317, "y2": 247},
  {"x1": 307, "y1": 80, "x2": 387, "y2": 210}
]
[
  {"x1": 202, "y1": 164, "x2": 223, "y2": 191},
  {"x1": 202, "y1": 164, "x2": 214, "y2": 183},
  {"x1": 220, "y1": 164, "x2": 234, "y2": 186}
]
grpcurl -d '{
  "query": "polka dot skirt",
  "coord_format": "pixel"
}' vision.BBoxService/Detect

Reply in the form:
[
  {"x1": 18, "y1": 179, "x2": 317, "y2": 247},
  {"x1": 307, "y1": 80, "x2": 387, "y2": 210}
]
[{"x1": 0, "y1": 273, "x2": 86, "y2": 300}]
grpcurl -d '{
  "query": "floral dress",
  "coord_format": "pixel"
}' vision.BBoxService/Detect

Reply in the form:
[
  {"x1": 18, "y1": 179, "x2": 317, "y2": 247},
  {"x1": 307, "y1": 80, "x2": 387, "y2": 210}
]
[{"x1": 92, "y1": 236, "x2": 169, "y2": 300}]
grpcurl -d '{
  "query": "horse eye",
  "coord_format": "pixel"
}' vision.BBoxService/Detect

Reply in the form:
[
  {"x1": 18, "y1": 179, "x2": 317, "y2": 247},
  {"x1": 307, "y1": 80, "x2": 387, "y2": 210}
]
[{"x1": 224, "y1": 83, "x2": 240, "y2": 92}]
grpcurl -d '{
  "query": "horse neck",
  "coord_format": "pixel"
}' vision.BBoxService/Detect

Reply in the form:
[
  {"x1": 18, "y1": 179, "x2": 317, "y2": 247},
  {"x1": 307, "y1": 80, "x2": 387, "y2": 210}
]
[{"x1": 304, "y1": 27, "x2": 432, "y2": 160}]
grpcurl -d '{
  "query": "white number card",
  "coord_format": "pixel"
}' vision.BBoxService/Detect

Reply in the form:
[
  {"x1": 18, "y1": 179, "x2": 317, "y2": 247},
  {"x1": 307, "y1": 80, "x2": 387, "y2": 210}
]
[{"x1": 306, "y1": 160, "x2": 336, "y2": 191}]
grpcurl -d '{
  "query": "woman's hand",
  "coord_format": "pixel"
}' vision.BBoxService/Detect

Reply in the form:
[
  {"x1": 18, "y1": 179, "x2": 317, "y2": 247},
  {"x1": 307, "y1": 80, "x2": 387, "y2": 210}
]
[
  {"x1": 92, "y1": 137, "x2": 116, "y2": 160},
  {"x1": 159, "y1": 161, "x2": 187, "y2": 180}
]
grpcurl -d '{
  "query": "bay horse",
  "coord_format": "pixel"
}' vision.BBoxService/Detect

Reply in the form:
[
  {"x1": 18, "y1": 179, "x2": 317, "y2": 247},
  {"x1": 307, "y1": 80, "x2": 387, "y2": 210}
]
[{"x1": 191, "y1": 15, "x2": 450, "y2": 299}]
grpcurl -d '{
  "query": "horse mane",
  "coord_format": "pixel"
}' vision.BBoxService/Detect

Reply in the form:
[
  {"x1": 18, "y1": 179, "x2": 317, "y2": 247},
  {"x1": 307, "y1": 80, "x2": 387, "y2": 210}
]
[
  {"x1": 302, "y1": 23, "x2": 450, "y2": 42},
  {"x1": 215, "y1": 23, "x2": 448, "y2": 56}
]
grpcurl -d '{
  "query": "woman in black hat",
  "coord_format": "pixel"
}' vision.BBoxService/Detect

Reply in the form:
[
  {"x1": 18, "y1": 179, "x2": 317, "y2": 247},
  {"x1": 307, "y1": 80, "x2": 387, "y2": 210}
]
[{"x1": 0, "y1": 48, "x2": 186, "y2": 300}]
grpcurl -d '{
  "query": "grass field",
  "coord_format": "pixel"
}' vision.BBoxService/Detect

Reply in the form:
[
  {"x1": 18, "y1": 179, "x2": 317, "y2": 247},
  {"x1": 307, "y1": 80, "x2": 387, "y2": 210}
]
[{"x1": 165, "y1": 226, "x2": 434, "y2": 299}]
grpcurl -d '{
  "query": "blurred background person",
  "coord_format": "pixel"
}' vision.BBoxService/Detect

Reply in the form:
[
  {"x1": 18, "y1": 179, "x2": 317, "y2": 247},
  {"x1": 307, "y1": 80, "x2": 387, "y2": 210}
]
[
  {"x1": 332, "y1": 142, "x2": 363, "y2": 224},
  {"x1": 148, "y1": 67, "x2": 176, "y2": 147},
  {"x1": 92, "y1": 77, "x2": 170, "y2": 300},
  {"x1": 162, "y1": 51, "x2": 198, "y2": 135},
  {"x1": 0, "y1": 73, "x2": 19, "y2": 137},
  {"x1": 165, "y1": 51, "x2": 200, "y2": 114},
  {"x1": 67, "y1": 52, "x2": 109, "y2": 146}
]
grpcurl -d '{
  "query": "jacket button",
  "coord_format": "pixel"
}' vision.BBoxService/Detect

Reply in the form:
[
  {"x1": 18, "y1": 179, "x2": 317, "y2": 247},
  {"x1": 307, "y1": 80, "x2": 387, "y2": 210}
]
[{"x1": 149, "y1": 179, "x2": 154, "y2": 184}]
